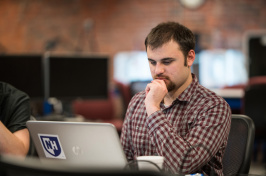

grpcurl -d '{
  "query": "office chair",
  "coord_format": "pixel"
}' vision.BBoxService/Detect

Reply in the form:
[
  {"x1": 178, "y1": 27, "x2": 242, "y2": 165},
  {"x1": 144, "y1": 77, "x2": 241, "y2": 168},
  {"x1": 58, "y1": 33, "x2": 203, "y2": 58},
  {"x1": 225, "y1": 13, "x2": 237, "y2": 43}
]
[
  {"x1": 242, "y1": 76, "x2": 266, "y2": 162},
  {"x1": 222, "y1": 114, "x2": 255, "y2": 175}
]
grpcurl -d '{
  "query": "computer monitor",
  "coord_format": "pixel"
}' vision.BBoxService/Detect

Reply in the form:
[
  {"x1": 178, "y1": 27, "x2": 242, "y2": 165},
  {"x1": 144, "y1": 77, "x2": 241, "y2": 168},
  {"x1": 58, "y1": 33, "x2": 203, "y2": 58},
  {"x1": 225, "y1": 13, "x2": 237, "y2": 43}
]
[
  {"x1": 198, "y1": 49, "x2": 248, "y2": 89},
  {"x1": 0, "y1": 54, "x2": 44, "y2": 99},
  {"x1": 113, "y1": 51, "x2": 152, "y2": 84},
  {"x1": 244, "y1": 30, "x2": 266, "y2": 78},
  {"x1": 49, "y1": 55, "x2": 109, "y2": 100}
]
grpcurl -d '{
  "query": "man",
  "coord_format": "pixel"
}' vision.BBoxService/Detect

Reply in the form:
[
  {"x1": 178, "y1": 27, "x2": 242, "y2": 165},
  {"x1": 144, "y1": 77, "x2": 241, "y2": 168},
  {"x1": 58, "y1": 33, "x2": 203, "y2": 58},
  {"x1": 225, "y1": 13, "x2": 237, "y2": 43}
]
[
  {"x1": 0, "y1": 82, "x2": 30, "y2": 156},
  {"x1": 120, "y1": 22, "x2": 231, "y2": 175}
]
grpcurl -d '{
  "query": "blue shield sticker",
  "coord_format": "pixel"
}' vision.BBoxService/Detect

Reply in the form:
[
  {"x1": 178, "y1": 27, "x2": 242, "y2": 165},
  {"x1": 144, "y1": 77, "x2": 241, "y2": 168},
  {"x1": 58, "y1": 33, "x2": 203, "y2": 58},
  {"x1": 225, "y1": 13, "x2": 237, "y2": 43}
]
[{"x1": 38, "y1": 134, "x2": 66, "y2": 159}]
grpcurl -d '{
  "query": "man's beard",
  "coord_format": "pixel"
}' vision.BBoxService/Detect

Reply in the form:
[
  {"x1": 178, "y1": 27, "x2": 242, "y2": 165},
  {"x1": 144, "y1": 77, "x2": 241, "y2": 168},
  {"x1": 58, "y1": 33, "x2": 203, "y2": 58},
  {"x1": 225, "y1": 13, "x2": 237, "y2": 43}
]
[
  {"x1": 166, "y1": 81, "x2": 176, "y2": 92},
  {"x1": 154, "y1": 75, "x2": 176, "y2": 92}
]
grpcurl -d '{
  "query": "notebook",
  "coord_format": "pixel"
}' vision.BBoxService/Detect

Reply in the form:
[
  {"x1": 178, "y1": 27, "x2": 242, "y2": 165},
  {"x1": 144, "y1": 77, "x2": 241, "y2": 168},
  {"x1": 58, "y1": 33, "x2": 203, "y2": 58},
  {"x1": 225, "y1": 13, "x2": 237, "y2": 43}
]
[{"x1": 26, "y1": 120, "x2": 128, "y2": 169}]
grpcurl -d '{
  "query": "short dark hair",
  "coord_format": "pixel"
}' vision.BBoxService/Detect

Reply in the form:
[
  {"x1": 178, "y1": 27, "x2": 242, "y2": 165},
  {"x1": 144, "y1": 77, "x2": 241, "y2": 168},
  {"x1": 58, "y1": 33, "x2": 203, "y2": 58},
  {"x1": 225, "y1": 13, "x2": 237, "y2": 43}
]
[{"x1": 145, "y1": 22, "x2": 195, "y2": 63}]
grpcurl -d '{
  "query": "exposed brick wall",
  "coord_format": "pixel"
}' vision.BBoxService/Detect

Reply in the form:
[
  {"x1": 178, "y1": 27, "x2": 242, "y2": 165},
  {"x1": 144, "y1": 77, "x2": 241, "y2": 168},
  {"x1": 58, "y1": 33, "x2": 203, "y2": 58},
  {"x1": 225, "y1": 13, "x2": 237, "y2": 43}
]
[
  {"x1": 1, "y1": 0, "x2": 265, "y2": 118},
  {"x1": 0, "y1": 0, "x2": 266, "y2": 68}
]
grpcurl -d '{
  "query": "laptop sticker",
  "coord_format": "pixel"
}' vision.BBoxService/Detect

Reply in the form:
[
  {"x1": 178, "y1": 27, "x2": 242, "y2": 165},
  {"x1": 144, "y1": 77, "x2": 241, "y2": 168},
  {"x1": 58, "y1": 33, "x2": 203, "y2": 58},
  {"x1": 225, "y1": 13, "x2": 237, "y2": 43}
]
[{"x1": 38, "y1": 134, "x2": 66, "y2": 159}]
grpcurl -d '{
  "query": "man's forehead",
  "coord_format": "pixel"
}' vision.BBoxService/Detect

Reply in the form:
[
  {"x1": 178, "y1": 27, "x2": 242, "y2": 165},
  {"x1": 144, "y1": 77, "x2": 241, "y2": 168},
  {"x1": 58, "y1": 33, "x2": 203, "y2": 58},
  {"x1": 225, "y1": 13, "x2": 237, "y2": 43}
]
[
  {"x1": 147, "y1": 42, "x2": 182, "y2": 59},
  {"x1": 147, "y1": 40, "x2": 181, "y2": 51}
]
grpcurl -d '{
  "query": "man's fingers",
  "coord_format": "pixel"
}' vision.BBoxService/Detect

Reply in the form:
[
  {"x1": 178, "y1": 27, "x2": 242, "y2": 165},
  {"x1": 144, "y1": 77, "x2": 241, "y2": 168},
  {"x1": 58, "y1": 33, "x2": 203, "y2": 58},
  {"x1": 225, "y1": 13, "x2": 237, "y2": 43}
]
[{"x1": 145, "y1": 84, "x2": 151, "y2": 95}]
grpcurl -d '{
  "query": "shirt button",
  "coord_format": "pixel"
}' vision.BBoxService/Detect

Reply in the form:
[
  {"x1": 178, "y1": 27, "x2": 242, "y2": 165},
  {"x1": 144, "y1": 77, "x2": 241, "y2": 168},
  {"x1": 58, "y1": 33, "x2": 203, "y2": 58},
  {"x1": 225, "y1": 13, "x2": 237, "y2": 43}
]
[{"x1": 136, "y1": 126, "x2": 139, "y2": 130}]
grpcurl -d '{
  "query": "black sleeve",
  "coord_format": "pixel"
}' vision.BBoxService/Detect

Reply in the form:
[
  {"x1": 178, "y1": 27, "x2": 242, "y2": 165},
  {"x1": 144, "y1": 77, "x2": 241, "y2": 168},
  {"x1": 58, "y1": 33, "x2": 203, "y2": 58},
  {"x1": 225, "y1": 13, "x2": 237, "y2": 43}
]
[{"x1": 0, "y1": 82, "x2": 31, "y2": 133}]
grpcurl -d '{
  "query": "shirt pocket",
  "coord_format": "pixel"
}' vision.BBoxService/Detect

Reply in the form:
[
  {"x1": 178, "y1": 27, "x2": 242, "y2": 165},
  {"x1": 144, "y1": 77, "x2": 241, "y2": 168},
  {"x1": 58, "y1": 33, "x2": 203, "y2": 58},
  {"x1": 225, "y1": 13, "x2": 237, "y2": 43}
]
[{"x1": 177, "y1": 118, "x2": 193, "y2": 138}]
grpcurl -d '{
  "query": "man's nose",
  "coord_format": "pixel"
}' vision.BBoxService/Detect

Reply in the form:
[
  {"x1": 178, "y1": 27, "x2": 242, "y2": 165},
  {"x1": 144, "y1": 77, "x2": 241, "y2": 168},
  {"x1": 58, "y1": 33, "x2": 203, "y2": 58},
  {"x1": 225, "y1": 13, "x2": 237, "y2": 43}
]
[{"x1": 155, "y1": 63, "x2": 164, "y2": 75}]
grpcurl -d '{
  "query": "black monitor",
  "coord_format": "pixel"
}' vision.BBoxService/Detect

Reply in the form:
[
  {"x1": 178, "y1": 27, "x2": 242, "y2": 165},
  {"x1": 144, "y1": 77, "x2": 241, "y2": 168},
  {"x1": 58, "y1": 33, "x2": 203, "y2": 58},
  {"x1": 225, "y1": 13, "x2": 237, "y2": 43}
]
[
  {"x1": 49, "y1": 55, "x2": 109, "y2": 100},
  {"x1": 245, "y1": 31, "x2": 266, "y2": 78},
  {"x1": 0, "y1": 54, "x2": 44, "y2": 99}
]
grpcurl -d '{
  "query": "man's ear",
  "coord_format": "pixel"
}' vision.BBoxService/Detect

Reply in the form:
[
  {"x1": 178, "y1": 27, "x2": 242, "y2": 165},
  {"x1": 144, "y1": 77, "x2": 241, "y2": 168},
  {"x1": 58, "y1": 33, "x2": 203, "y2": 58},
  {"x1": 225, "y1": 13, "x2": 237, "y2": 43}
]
[{"x1": 187, "y1": 50, "x2": 195, "y2": 67}]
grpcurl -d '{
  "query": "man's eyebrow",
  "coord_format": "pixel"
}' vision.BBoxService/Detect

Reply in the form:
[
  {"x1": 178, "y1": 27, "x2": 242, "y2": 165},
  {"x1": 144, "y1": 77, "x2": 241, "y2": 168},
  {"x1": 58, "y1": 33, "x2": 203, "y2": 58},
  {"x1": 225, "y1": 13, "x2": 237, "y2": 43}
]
[
  {"x1": 161, "y1": 57, "x2": 175, "y2": 61},
  {"x1": 148, "y1": 57, "x2": 175, "y2": 61}
]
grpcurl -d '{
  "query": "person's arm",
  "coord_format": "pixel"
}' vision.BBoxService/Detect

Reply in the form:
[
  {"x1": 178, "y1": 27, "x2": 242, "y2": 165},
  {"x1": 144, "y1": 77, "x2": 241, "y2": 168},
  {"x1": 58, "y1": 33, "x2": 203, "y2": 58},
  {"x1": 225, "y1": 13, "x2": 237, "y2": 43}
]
[
  {"x1": 146, "y1": 105, "x2": 231, "y2": 174},
  {"x1": 0, "y1": 82, "x2": 31, "y2": 157},
  {"x1": 120, "y1": 101, "x2": 135, "y2": 161},
  {"x1": 145, "y1": 80, "x2": 231, "y2": 174},
  {"x1": 0, "y1": 122, "x2": 30, "y2": 156}
]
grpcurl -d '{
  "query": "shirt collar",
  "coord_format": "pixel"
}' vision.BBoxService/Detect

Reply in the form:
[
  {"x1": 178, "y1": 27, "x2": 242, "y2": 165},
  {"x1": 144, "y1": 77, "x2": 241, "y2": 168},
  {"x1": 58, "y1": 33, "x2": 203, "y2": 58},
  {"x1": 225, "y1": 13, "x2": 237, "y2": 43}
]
[{"x1": 175, "y1": 73, "x2": 199, "y2": 102}]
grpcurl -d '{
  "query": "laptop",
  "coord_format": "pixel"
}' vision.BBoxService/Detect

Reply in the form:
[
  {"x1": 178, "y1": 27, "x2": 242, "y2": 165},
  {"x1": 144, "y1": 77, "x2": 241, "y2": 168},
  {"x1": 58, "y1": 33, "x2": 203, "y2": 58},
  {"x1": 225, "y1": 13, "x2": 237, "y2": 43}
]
[{"x1": 26, "y1": 120, "x2": 128, "y2": 169}]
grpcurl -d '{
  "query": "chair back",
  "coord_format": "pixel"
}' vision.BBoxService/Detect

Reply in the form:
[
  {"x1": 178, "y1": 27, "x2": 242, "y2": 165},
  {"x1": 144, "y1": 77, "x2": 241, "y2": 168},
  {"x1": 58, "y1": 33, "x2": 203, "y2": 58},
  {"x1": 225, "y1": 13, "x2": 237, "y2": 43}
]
[
  {"x1": 222, "y1": 114, "x2": 255, "y2": 175},
  {"x1": 243, "y1": 77, "x2": 266, "y2": 138}
]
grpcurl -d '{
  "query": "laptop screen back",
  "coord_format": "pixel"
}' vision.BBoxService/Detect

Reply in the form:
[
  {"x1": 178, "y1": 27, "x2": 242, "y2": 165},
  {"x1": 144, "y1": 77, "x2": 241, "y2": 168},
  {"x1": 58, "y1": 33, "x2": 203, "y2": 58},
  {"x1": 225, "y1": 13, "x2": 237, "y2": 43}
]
[{"x1": 26, "y1": 121, "x2": 127, "y2": 169}]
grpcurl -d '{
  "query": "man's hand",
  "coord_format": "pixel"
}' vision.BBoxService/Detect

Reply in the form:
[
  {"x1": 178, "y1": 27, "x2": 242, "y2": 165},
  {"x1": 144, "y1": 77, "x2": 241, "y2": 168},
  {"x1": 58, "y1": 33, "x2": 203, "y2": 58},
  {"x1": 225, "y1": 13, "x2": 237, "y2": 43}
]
[{"x1": 145, "y1": 79, "x2": 168, "y2": 116}]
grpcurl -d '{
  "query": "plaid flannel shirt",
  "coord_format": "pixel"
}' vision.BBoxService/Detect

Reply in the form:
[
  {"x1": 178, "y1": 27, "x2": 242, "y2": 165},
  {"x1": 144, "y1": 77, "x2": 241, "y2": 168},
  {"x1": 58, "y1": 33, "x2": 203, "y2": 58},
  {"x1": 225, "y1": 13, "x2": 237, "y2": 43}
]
[{"x1": 120, "y1": 74, "x2": 231, "y2": 175}]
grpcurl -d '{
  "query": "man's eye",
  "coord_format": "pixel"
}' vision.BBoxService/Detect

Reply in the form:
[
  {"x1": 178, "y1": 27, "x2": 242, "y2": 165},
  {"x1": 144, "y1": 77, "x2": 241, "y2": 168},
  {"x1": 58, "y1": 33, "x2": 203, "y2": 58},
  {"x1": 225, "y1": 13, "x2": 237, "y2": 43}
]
[
  {"x1": 150, "y1": 61, "x2": 156, "y2": 65},
  {"x1": 162, "y1": 61, "x2": 172, "y2": 65}
]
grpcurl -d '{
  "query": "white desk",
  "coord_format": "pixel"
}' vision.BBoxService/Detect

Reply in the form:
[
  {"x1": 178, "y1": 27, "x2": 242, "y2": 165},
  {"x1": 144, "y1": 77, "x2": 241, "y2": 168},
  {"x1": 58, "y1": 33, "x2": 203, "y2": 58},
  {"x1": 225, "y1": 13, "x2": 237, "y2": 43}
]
[{"x1": 210, "y1": 88, "x2": 244, "y2": 98}]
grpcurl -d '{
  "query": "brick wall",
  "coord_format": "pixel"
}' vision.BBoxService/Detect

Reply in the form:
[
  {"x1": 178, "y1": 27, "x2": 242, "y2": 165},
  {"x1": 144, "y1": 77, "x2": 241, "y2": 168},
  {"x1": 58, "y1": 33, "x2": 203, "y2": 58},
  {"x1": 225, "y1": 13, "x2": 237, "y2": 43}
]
[{"x1": 0, "y1": 0, "x2": 266, "y2": 68}]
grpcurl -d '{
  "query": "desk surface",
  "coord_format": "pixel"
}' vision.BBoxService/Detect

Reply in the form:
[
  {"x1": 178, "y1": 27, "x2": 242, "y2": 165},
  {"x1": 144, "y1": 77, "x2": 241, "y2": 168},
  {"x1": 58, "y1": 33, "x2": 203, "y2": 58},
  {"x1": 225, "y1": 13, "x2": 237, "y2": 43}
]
[{"x1": 211, "y1": 88, "x2": 244, "y2": 98}]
